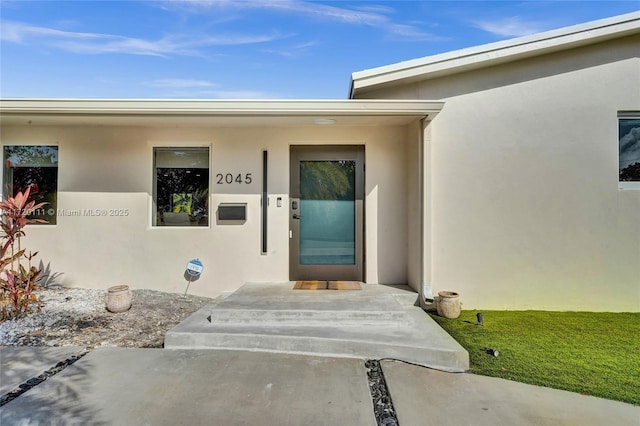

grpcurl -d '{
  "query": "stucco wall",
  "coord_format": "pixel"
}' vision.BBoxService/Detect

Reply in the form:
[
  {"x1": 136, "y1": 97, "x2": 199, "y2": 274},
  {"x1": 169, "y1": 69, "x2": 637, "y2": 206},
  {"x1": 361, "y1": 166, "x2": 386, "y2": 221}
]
[
  {"x1": 0, "y1": 124, "x2": 412, "y2": 297},
  {"x1": 356, "y1": 36, "x2": 640, "y2": 311},
  {"x1": 405, "y1": 121, "x2": 422, "y2": 293}
]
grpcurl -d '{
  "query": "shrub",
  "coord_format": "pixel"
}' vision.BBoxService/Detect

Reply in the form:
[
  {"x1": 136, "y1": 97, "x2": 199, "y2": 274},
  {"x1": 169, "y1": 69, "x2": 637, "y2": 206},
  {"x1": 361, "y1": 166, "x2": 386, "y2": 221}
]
[{"x1": 0, "y1": 187, "x2": 48, "y2": 320}]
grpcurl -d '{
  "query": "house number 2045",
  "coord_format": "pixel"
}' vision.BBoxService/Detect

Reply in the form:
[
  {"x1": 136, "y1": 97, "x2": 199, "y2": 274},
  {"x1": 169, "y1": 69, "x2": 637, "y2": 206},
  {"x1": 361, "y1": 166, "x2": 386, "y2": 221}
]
[{"x1": 216, "y1": 173, "x2": 253, "y2": 184}]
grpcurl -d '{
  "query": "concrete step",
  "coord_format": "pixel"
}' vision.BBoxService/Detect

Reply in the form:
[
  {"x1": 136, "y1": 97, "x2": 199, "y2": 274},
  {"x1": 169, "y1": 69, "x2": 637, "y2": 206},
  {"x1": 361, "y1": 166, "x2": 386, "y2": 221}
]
[
  {"x1": 391, "y1": 292, "x2": 420, "y2": 307},
  {"x1": 166, "y1": 307, "x2": 469, "y2": 372},
  {"x1": 165, "y1": 327, "x2": 468, "y2": 373},
  {"x1": 206, "y1": 308, "x2": 412, "y2": 326},
  {"x1": 165, "y1": 283, "x2": 469, "y2": 372}
]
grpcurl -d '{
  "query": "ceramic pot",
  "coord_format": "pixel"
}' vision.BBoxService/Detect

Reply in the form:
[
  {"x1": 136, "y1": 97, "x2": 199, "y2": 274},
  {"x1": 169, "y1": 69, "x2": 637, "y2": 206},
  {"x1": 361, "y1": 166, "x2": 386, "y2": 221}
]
[
  {"x1": 105, "y1": 285, "x2": 132, "y2": 313},
  {"x1": 436, "y1": 291, "x2": 461, "y2": 319}
]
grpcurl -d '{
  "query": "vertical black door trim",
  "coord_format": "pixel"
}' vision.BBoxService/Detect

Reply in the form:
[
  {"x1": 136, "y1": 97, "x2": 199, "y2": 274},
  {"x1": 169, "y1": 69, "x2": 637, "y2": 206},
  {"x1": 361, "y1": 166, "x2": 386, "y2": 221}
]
[{"x1": 261, "y1": 150, "x2": 268, "y2": 254}]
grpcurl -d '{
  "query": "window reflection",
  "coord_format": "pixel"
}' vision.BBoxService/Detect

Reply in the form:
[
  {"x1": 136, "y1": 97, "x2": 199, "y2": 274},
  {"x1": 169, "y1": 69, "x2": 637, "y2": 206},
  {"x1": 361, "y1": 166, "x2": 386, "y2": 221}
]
[
  {"x1": 3, "y1": 146, "x2": 58, "y2": 225},
  {"x1": 300, "y1": 161, "x2": 355, "y2": 265},
  {"x1": 153, "y1": 148, "x2": 209, "y2": 227}
]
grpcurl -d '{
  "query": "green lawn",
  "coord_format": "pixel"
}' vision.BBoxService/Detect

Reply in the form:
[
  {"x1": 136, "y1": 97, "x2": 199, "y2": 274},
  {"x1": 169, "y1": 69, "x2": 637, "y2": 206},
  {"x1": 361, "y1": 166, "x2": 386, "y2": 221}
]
[{"x1": 428, "y1": 310, "x2": 640, "y2": 405}]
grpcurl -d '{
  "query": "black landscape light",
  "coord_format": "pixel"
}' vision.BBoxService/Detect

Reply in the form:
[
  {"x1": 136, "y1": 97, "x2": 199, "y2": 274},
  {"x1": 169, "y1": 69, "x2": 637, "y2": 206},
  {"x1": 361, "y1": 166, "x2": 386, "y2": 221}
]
[{"x1": 476, "y1": 312, "x2": 483, "y2": 326}]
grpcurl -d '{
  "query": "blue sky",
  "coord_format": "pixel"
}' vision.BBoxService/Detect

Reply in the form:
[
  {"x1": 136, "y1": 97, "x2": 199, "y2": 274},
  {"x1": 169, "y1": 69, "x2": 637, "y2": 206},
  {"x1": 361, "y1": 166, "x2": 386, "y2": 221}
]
[{"x1": 1, "y1": 1, "x2": 638, "y2": 99}]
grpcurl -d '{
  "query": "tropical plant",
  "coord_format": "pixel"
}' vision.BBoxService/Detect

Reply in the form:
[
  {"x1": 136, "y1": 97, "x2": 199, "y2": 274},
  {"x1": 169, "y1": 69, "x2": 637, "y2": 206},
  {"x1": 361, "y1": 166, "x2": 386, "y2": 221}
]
[{"x1": 0, "y1": 187, "x2": 48, "y2": 320}]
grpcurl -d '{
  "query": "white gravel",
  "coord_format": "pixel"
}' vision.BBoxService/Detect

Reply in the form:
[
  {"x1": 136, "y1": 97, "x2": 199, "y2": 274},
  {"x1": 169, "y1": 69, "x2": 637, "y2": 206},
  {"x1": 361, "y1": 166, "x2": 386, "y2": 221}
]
[
  {"x1": 0, "y1": 288, "x2": 105, "y2": 346},
  {"x1": 0, "y1": 287, "x2": 214, "y2": 348}
]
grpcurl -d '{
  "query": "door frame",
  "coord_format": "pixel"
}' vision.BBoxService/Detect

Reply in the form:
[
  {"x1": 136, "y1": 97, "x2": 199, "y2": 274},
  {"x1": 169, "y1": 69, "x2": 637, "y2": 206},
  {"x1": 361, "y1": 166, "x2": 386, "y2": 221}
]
[{"x1": 289, "y1": 145, "x2": 365, "y2": 281}]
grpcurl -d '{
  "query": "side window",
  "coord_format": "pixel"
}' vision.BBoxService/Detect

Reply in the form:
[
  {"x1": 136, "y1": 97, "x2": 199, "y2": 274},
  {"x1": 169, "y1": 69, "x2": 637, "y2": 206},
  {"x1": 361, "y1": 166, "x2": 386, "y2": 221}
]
[
  {"x1": 2, "y1": 145, "x2": 59, "y2": 225},
  {"x1": 619, "y1": 115, "x2": 640, "y2": 189},
  {"x1": 153, "y1": 147, "x2": 209, "y2": 227}
]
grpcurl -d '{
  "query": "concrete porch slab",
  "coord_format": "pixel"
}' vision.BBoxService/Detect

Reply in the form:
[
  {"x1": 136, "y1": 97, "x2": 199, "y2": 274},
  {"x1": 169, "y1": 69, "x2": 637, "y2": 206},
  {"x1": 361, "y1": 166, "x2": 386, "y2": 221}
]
[{"x1": 165, "y1": 282, "x2": 469, "y2": 372}]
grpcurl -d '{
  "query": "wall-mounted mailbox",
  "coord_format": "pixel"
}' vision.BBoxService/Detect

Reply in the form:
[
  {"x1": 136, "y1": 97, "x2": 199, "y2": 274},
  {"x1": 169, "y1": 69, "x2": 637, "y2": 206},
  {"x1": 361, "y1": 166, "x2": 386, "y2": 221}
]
[{"x1": 217, "y1": 203, "x2": 247, "y2": 222}]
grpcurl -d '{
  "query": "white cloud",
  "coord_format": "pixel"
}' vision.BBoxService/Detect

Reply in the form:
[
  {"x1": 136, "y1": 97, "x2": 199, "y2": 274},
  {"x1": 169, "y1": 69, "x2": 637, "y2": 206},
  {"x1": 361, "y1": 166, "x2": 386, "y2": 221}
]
[
  {"x1": 386, "y1": 23, "x2": 445, "y2": 42},
  {"x1": 472, "y1": 16, "x2": 548, "y2": 38},
  {"x1": 261, "y1": 40, "x2": 321, "y2": 57},
  {"x1": 270, "y1": 1, "x2": 387, "y2": 25},
  {"x1": 151, "y1": 88, "x2": 277, "y2": 99},
  {"x1": 140, "y1": 76, "x2": 278, "y2": 98},
  {"x1": 163, "y1": 0, "x2": 440, "y2": 41},
  {"x1": 144, "y1": 79, "x2": 218, "y2": 88},
  {"x1": 0, "y1": 20, "x2": 286, "y2": 57},
  {"x1": 166, "y1": 0, "x2": 389, "y2": 25},
  {"x1": 207, "y1": 89, "x2": 274, "y2": 99},
  {"x1": 52, "y1": 36, "x2": 187, "y2": 57},
  {"x1": 1, "y1": 20, "x2": 103, "y2": 43}
]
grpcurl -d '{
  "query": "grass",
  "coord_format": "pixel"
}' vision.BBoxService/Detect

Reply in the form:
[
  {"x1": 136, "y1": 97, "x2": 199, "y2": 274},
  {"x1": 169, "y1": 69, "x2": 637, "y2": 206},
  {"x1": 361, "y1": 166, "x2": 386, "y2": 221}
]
[{"x1": 428, "y1": 310, "x2": 640, "y2": 405}]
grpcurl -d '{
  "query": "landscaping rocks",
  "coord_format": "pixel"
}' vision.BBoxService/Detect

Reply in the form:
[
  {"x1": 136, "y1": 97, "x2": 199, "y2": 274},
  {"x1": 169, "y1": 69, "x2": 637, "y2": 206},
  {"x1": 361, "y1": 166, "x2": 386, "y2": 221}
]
[
  {"x1": 0, "y1": 287, "x2": 214, "y2": 348},
  {"x1": 365, "y1": 359, "x2": 399, "y2": 426}
]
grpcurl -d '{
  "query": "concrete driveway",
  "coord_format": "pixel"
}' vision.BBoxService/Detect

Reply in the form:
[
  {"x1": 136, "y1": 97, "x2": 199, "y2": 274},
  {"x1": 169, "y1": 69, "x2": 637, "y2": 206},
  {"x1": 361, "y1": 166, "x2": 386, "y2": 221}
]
[{"x1": 1, "y1": 347, "x2": 638, "y2": 425}]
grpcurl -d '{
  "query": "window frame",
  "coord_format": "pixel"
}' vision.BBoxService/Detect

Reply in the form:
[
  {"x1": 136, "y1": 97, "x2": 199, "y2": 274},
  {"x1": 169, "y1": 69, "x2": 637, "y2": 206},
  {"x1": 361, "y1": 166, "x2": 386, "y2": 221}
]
[
  {"x1": 151, "y1": 146, "x2": 211, "y2": 228},
  {"x1": 618, "y1": 113, "x2": 640, "y2": 190},
  {"x1": 2, "y1": 144, "x2": 59, "y2": 225}
]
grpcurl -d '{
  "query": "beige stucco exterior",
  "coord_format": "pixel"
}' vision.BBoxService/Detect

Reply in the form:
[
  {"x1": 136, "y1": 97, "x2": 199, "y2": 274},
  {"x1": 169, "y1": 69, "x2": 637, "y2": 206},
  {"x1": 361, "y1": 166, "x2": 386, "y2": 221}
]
[
  {"x1": 2, "y1": 14, "x2": 638, "y2": 312},
  {"x1": 354, "y1": 34, "x2": 640, "y2": 311},
  {"x1": 0, "y1": 119, "x2": 431, "y2": 298}
]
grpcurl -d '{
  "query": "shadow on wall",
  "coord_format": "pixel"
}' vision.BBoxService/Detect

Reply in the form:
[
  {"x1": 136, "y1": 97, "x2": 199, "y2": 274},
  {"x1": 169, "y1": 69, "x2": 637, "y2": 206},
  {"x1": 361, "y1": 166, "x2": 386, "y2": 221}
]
[{"x1": 37, "y1": 261, "x2": 65, "y2": 289}]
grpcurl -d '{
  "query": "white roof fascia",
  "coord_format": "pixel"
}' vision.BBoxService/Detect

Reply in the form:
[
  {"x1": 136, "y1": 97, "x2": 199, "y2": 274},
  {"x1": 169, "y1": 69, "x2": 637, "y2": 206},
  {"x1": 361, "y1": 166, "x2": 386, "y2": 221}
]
[
  {"x1": 0, "y1": 98, "x2": 443, "y2": 118},
  {"x1": 351, "y1": 11, "x2": 640, "y2": 97}
]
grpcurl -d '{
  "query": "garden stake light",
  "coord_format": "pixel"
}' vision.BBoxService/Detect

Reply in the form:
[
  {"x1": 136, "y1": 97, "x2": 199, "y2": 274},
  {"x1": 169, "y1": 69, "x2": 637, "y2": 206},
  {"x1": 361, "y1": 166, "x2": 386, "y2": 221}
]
[{"x1": 483, "y1": 347, "x2": 500, "y2": 357}]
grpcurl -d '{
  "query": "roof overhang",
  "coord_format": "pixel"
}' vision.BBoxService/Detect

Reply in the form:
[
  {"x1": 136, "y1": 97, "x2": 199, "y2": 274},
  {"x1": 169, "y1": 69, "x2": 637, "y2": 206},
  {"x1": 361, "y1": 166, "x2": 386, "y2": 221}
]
[
  {"x1": 0, "y1": 99, "x2": 443, "y2": 127},
  {"x1": 351, "y1": 11, "x2": 640, "y2": 98}
]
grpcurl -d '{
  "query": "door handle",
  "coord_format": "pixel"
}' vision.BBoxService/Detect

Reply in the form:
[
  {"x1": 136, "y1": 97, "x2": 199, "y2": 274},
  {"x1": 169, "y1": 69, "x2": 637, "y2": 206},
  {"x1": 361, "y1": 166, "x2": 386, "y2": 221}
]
[{"x1": 292, "y1": 214, "x2": 301, "y2": 219}]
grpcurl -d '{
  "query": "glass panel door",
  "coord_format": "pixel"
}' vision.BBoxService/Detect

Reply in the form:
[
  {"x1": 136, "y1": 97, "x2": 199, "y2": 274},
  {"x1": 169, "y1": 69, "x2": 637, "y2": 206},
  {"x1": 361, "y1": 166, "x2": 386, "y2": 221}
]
[
  {"x1": 290, "y1": 146, "x2": 364, "y2": 281},
  {"x1": 300, "y1": 161, "x2": 356, "y2": 265}
]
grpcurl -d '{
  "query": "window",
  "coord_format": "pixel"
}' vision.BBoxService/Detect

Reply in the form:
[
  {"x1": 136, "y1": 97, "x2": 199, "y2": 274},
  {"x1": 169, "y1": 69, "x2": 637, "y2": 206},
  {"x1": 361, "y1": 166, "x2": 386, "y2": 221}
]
[
  {"x1": 3, "y1": 145, "x2": 58, "y2": 225},
  {"x1": 619, "y1": 115, "x2": 640, "y2": 189},
  {"x1": 153, "y1": 147, "x2": 209, "y2": 227}
]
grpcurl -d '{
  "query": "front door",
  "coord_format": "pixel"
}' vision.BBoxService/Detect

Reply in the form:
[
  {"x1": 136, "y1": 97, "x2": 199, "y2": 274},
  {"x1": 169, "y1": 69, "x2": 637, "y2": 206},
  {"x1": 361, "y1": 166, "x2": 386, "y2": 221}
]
[{"x1": 289, "y1": 145, "x2": 364, "y2": 281}]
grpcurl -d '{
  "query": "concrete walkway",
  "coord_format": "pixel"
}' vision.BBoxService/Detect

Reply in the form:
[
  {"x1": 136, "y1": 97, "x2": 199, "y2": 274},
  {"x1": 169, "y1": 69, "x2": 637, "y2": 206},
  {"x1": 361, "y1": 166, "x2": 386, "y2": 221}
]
[
  {"x1": 1, "y1": 347, "x2": 638, "y2": 425},
  {"x1": 0, "y1": 346, "x2": 86, "y2": 395},
  {"x1": 165, "y1": 282, "x2": 469, "y2": 372}
]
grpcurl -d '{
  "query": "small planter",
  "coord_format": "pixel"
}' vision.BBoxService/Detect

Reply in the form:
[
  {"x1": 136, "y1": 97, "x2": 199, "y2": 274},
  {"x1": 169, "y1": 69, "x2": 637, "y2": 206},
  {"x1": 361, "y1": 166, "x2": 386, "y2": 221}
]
[
  {"x1": 105, "y1": 285, "x2": 132, "y2": 313},
  {"x1": 436, "y1": 291, "x2": 461, "y2": 319}
]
